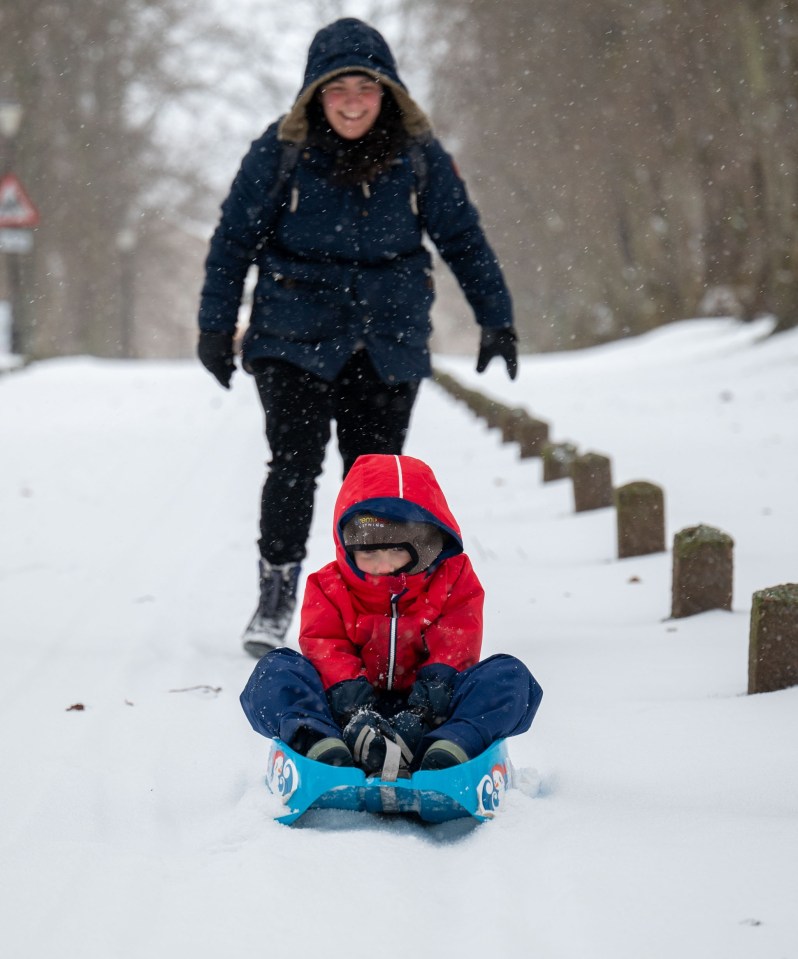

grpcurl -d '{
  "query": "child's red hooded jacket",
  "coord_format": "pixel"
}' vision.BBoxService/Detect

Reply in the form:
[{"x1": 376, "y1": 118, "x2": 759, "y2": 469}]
[{"x1": 299, "y1": 454, "x2": 484, "y2": 692}]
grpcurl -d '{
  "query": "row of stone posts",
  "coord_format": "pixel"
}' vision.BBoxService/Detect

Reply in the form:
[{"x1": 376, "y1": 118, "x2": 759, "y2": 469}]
[{"x1": 432, "y1": 368, "x2": 798, "y2": 696}]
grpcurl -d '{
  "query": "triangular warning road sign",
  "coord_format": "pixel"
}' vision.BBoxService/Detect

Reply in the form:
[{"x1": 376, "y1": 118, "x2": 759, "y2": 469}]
[{"x1": 0, "y1": 174, "x2": 40, "y2": 228}]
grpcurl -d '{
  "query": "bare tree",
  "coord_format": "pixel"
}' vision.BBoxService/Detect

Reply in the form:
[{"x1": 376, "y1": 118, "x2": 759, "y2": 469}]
[
  {"x1": 0, "y1": 0, "x2": 196, "y2": 357},
  {"x1": 409, "y1": 0, "x2": 798, "y2": 349},
  {"x1": 10, "y1": 0, "x2": 792, "y2": 359}
]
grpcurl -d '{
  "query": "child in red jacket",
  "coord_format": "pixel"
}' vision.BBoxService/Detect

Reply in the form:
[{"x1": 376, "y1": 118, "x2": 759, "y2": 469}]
[{"x1": 241, "y1": 453, "x2": 542, "y2": 775}]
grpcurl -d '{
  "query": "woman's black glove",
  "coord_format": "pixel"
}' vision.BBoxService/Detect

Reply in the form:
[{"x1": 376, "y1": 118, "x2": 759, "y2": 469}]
[
  {"x1": 326, "y1": 677, "x2": 377, "y2": 729},
  {"x1": 197, "y1": 331, "x2": 236, "y2": 389},
  {"x1": 476, "y1": 327, "x2": 518, "y2": 380},
  {"x1": 407, "y1": 664, "x2": 457, "y2": 727}
]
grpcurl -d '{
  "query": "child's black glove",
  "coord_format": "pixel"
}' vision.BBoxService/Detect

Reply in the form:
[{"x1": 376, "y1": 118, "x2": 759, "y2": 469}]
[
  {"x1": 388, "y1": 710, "x2": 428, "y2": 759},
  {"x1": 326, "y1": 677, "x2": 377, "y2": 728},
  {"x1": 476, "y1": 326, "x2": 518, "y2": 380},
  {"x1": 343, "y1": 709, "x2": 410, "y2": 776},
  {"x1": 407, "y1": 665, "x2": 457, "y2": 726},
  {"x1": 197, "y1": 330, "x2": 236, "y2": 389}
]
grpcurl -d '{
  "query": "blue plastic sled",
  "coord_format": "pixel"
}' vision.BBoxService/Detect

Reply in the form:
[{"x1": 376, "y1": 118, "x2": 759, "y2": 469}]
[{"x1": 264, "y1": 737, "x2": 514, "y2": 825}]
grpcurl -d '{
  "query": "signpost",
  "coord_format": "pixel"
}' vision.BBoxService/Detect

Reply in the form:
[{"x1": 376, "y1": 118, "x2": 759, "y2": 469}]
[
  {"x1": 0, "y1": 228, "x2": 34, "y2": 254},
  {"x1": 0, "y1": 100, "x2": 34, "y2": 357},
  {"x1": 0, "y1": 173, "x2": 39, "y2": 355},
  {"x1": 0, "y1": 173, "x2": 39, "y2": 229}
]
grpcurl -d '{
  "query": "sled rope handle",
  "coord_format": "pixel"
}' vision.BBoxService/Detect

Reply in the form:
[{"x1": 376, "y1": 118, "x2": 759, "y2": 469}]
[{"x1": 381, "y1": 738, "x2": 402, "y2": 782}]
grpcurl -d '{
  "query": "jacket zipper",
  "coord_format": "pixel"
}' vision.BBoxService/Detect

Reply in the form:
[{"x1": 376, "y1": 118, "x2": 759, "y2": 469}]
[{"x1": 387, "y1": 591, "x2": 402, "y2": 690}]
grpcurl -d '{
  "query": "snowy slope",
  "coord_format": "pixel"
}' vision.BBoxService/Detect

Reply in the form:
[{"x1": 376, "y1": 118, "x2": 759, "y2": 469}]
[{"x1": 1, "y1": 318, "x2": 797, "y2": 958}]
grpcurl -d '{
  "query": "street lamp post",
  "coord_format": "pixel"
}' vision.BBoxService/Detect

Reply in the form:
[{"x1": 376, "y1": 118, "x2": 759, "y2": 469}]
[
  {"x1": 0, "y1": 99, "x2": 23, "y2": 144},
  {"x1": 116, "y1": 227, "x2": 137, "y2": 358}
]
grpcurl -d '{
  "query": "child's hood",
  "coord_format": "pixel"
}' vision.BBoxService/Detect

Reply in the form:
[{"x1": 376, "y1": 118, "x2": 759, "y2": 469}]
[{"x1": 333, "y1": 454, "x2": 463, "y2": 578}]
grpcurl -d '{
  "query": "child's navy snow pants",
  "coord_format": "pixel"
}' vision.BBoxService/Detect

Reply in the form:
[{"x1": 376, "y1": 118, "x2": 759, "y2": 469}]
[{"x1": 240, "y1": 647, "x2": 543, "y2": 762}]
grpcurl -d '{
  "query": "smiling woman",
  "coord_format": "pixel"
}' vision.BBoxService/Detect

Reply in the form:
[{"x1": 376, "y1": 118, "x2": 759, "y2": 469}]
[
  {"x1": 197, "y1": 17, "x2": 518, "y2": 658},
  {"x1": 320, "y1": 74, "x2": 383, "y2": 140}
]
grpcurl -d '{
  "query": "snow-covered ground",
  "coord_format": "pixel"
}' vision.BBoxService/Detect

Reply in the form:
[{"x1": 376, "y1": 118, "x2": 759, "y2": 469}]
[{"x1": 1, "y1": 317, "x2": 796, "y2": 958}]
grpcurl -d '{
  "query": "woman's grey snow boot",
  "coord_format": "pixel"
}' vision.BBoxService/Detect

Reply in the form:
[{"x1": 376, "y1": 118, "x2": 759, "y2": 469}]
[{"x1": 242, "y1": 559, "x2": 301, "y2": 658}]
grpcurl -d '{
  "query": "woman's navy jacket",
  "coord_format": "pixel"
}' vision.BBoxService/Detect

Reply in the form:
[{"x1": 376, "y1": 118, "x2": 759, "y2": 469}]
[{"x1": 198, "y1": 36, "x2": 513, "y2": 384}]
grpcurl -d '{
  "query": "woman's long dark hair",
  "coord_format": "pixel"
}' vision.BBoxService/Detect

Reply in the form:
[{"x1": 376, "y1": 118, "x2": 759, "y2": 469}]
[{"x1": 306, "y1": 83, "x2": 409, "y2": 187}]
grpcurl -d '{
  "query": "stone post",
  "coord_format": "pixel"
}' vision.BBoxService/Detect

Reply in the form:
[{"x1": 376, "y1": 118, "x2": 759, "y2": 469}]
[
  {"x1": 500, "y1": 408, "x2": 528, "y2": 445},
  {"x1": 671, "y1": 525, "x2": 733, "y2": 618},
  {"x1": 572, "y1": 451, "x2": 613, "y2": 512},
  {"x1": 517, "y1": 416, "x2": 550, "y2": 459},
  {"x1": 484, "y1": 399, "x2": 511, "y2": 430},
  {"x1": 463, "y1": 391, "x2": 492, "y2": 422},
  {"x1": 748, "y1": 584, "x2": 798, "y2": 694},
  {"x1": 431, "y1": 369, "x2": 485, "y2": 416},
  {"x1": 541, "y1": 442, "x2": 578, "y2": 482},
  {"x1": 431, "y1": 369, "x2": 460, "y2": 398},
  {"x1": 615, "y1": 481, "x2": 666, "y2": 558}
]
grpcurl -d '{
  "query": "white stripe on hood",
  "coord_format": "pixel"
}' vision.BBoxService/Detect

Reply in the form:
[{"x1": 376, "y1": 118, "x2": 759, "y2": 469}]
[{"x1": 393, "y1": 454, "x2": 404, "y2": 498}]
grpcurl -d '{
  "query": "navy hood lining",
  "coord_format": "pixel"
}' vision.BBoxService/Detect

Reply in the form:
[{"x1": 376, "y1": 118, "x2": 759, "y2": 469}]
[{"x1": 337, "y1": 496, "x2": 462, "y2": 579}]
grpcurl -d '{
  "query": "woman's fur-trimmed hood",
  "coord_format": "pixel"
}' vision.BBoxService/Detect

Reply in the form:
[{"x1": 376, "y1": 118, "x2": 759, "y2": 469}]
[{"x1": 278, "y1": 18, "x2": 431, "y2": 143}]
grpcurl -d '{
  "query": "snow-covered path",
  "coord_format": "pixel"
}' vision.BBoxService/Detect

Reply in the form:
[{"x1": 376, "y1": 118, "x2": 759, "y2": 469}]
[{"x1": 1, "y1": 321, "x2": 797, "y2": 958}]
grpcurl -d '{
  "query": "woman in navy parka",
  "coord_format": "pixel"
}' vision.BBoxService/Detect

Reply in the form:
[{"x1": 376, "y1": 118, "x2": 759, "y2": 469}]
[{"x1": 198, "y1": 18, "x2": 518, "y2": 657}]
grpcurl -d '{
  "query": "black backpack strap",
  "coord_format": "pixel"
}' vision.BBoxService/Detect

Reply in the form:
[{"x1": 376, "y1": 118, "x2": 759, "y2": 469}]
[
  {"x1": 267, "y1": 141, "x2": 303, "y2": 204},
  {"x1": 407, "y1": 141, "x2": 429, "y2": 197},
  {"x1": 406, "y1": 134, "x2": 432, "y2": 220}
]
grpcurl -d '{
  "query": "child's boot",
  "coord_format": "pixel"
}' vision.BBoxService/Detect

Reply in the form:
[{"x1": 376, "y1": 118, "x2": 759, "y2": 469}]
[
  {"x1": 419, "y1": 739, "x2": 469, "y2": 770},
  {"x1": 290, "y1": 728, "x2": 354, "y2": 767},
  {"x1": 242, "y1": 559, "x2": 301, "y2": 658},
  {"x1": 305, "y1": 737, "x2": 353, "y2": 767}
]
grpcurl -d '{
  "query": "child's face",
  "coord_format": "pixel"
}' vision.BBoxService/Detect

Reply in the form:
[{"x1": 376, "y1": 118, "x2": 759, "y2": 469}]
[{"x1": 353, "y1": 547, "x2": 412, "y2": 576}]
